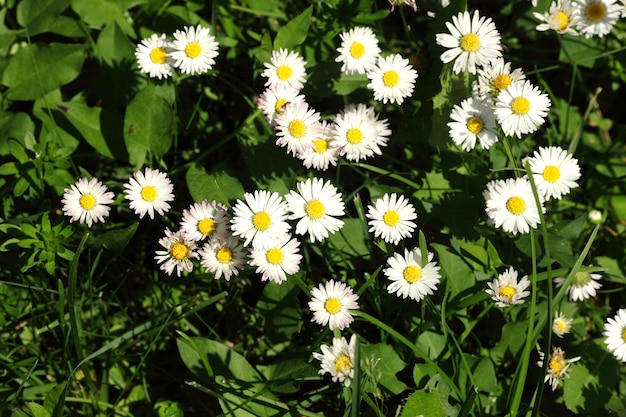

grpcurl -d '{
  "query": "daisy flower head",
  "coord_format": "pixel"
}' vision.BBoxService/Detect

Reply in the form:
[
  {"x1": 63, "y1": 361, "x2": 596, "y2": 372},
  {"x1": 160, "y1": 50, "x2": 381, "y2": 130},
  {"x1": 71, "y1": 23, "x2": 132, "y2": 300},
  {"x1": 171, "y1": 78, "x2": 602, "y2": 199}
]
[
  {"x1": 298, "y1": 121, "x2": 340, "y2": 171},
  {"x1": 447, "y1": 97, "x2": 499, "y2": 151},
  {"x1": 170, "y1": 25, "x2": 219, "y2": 75},
  {"x1": 494, "y1": 80, "x2": 551, "y2": 139},
  {"x1": 275, "y1": 101, "x2": 322, "y2": 156},
  {"x1": 388, "y1": 0, "x2": 418, "y2": 12},
  {"x1": 198, "y1": 233, "x2": 246, "y2": 281},
  {"x1": 484, "y1": 177, "x2": 544, "y2": 235},
  {"x1": 435, "y1": 10, "x2": 502, "y2": 74},
  {"x1": 575, "y1": 0, "x2": 622, "y2": 38},
  {"x1": 285, "y1": 177, "x2": 345, "y2": 242},
  {"x1": 384, "y1": 247, "x2": 441, "y2": 301},
  {"x1": 155, "y1": 228, "x2": 199, "y2": 277},
  {"x1": 527, "y1": 146, "x2": 581, "y2": 200},
  {"x1": 61, "y1": 177, "x2": 115, "y2": 227},
  {"x1": 123, "y1": 168, "x2": 174, "y2": 220},
  {"x1": 473, "y1": 57, "x2": 526, "y2": 103},
  {"x1": 485, "y1": 266, "x2": 531, "y2": 307},
  {"x1": 257, "y1": 84, "x2": 305, "y2": 127},
  {"x1": 180, "y1": 200, "x2": 229, "y2": 242},
  {"x1": 534, "y1": 0, "x2": 581, "y2": 35},
  {"x1": 248, "y1": 234, "x2": 302, "y2": 284},
  {"x1": 553, "y1": 312, "x2": 574, "y2": 337},
  {"x1": 135, "y1": 33, "x2": 174, "y2": 80},
  {"x1": 312, "y1": 335, "x2": 357, "y2": 387},
  {"x1": 603, "y1": 309, "x2": 626, "y2": 362},
  {"x1": 366, "y1": 54, "x2": 418, "y2": 105},
  {"x1": 537, "y1": 347, "x2": 581, "y2": 390},
  {"x1": 309, "y1": 280, "x2": 359, "y2": 331},
  {"x1": 367, "y1": 193, "x2": 417, "y2": 245},
  {"x1": 336, "y1": 26, "x2": 381, "y2": 75},
  {"x1": 330, "y1": 104, "x2": 385, "y2": 162},
  {"x1": 554, "y1": 270, "x2": 602, "y2": 301},
  {"x1": 261, "y1": 48, "x2": 307, "y2": 90},
  {"x1": 230, "y1": 190, "x2": 290, "y2": 248}
]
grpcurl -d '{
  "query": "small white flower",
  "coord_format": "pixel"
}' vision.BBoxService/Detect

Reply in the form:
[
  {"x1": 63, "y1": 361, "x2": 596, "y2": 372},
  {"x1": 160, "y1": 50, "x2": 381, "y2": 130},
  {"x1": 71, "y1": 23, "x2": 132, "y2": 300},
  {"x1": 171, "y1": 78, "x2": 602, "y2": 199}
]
[
  {"x1": 485, "y1": 267, "x2": 531, "y2": 307},
  {"x1": 494, "y1": 80, "x2": 551, "y2": 139},
  {"x1": 588, "y1": 209, "x2": 603, "y2": 224},
  {"x1": 261, "y1": 48, "x2": 307, "y2": 90},
  {"x1": 275, "y1": 102, "x2": 322, "y2": 156},
  {"x1": 484, "y1": 177, "x2": 544, "y2": 235},
  {"x1": 61, "y1": 177, "x2": 115, "y2": 227},
  {"x1": 330, "y1": 104, "x2": 389, "y2": 162},
  {"x1": 180, "y1": 200, "x2": 229, "y2": 242},
  {"x1": 534, "y1": 0, "x2": 581, "y2": 35},
  {"x1": 297, "y1": 121, "x2": 340, "y2": 171},
  {"x1": 552, "y1": 312, "x2": 573, "y2": 337},
  {"x1": 123, "y1": 168, "x2": 175, "y2": 220},
  {"x1": 198, "y1": 233, "x2": 246, "y2": 281},
  {"x1": 309, "y1": 280, "x2": 359, "y2": 331},
  {"x1": 248, "y1": 234, "x2": 302, "y2": 284},
  {"x1": 257, "y1": 84, "x2": 305, "y2": 127},
  {"x1": 554, "y1": 270, "x2": 602, "y2": 301},
  {"x1": 312, "y1": 335, "x2": 357, "y2": 387},
  {"x1": 134, "y1": 33, "x2": 174, "y2": 80},
  {"x1": 473, "y1": 57, "x2": 525, "y2": 103},
  {"x1": 388, "y1": 0, "x2": 418, "y2": 12},
  {"x1": 367, "y1": 193, "x2": 417, "y2": 245},
  {"x1": 336, "y1": 26, "x2": 381, "y2": 75},
  {"x1": 366, "y1": 54, "x2": 418, "y2": 105},
  {"x1": 447, "y1": 97, "x2": 499, "y2": 151},
  {"x1": 575, "y1": 0, "x2": 622, "y2": 38},
  {"x1": 230, "y1": 190, "x2": 290, "y2": 248},
  {"x1": 603, "y1": 308, "x2": 626, "y2": 362},
  {"x1": 537, "y1": 347, "x2": 581, "y2": 390},
  {"x1": 527, "y1": 146, "x2": 581, "y2": 200},
  {"x1": 384, "y1": 248, "x2": 441, "y2": 301},
  {"x1": 155, "y1": 228, "x2": 199, "y2": 277},
  {"x1": 170, "y1": 25, "x2": 219, "y2": 75}
]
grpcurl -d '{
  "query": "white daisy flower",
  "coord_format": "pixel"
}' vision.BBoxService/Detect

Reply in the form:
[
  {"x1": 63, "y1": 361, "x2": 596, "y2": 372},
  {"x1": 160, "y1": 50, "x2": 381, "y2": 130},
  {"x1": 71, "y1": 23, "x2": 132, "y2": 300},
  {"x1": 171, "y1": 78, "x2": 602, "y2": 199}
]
[
  {"x1": 248, "y1": 234, "x2": 302, "y2": 284},
  {"x1": 537, "y1": 347, "x2": 581, "y2": 391},
  {"x1": 527, "y1": 146, "x2": 581, "y2": 200},
  {"x1": 330, "y1": 104, "x2": 388, "y2": 162},
  {"x1": 366, "y1": 54, "x2": 418, "y2": 105},
  {"x1": 554, "y1": 270, "x2": 602, "y2": 301},
  {"x1": 552, "y1": 312, "x2": 574, "y2": 337},
  {"x1": 230, "y1": 190, "x2": 290, "y2": 248},
  {"x1": 61, "y1": 177, "x2": 115, "y2": 227},
  {"x1": 285, "y1": 177, "x2": 345, "y2": 242},
  {"x1": 155, "y1": 228, "x2": 199, "y2": 277},
  {"x1": 485, "y1": 266, "x2": 531, "y2": 307},
  {"x1": 312, "y1": 335, "x2": 357, "y2": 387},
  {"x1": 180, "y1": 200, "x2": 229, "y2": 242},
  {"x1": 261, "y1": 48, "x2": 307, "y2": 90},
  {"x1": 198, "y1": 233, "x2": 246, "y2": 281},
  {"x1": 494, "y1": 80, "x2": 551, "y2": 139},
  {"x1": 336, "y1": 26, "x2": 381, "y2": 75},
  {"x1": 473, "y1": 57, "x2": 526, "y2": 103},
  {"x1": 435, "y1": 10, "x2": 503, "y2": 74},
  {"x1": 447, "y1": 97, "x2": 499, "y2": 151},
  {"x1": 484, "y1": 177, "x2": 544, "y2": 235},
  {"x1": 603, "y1": 309, "x2": 626, "y2": 362},
  {"x1": 575, "y1": 0, "x2": 622, "y2": 38},
  {"x1": 388, "y1": 0, "x2": 418, "y2": 12},
  {"x1": 534, "y1": 0, "x2": 581, "y2": 35},
  {"x1": 366, "y1": 193, "x2": 417, "y2": 245},
  {"x1": 309, "y1": 280, "x2": 359, "y2": 331},
  {"x1": 384, "y1": 248, "x2": 441, "y2": 301},
  {"x1": 257, "y1": 84, "x2": 305, "y2": 127},
  {"x1": 275, "y1": 102, "x2": 322, "y2": 156},
  {"x1": 134, "y1": 33, "x2": 174, "y2": 80},
  {"x1": 170, "y1": 25, "x2": 219, "y2": 75},
  {"x1": 297, "y1": 121, "x2": 340, "y2": 171},
  {"x1": 123, "y1": 168, "x2": 175, "y2": 220}
]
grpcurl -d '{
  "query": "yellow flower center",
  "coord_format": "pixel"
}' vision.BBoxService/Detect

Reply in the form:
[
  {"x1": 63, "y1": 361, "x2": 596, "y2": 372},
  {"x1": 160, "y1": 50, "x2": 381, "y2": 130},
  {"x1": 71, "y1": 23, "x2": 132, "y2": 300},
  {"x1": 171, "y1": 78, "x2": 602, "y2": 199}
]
[
  {"x1": 466, "y1": 116, "x2": 484, "y2": 134},
  {"x1": 622, "y1": 328, "x2": 626, "y2": 343},
  {"x1": 346, "y1": 128, "x2": 363, "y2": 144},
  {"x1": 543, "y1": 165, "x2": 561, "y2": 183},
  {"x1": 586, "y1": 2, "x2": 605, "y2": 21},
  {"x1": 382, "y1": 70, "x2": 399, "y2": 87},
  {"x1": 140, "y1": 185, "x2": 158, "y2": 202},
  {"x1": 349, "y1": 42, "x2": 365, "y2": 59},
  {"x1": 335, "y1": 354, "x2": 352, "y2": 373},
  {"x1": 506, "y1": 196, "x2": 526, "y2": 215},
  {"x1": 403, "y1": 265, "x2": 422, "y2": 283},
  {"x1": 288, "y1": 120, "x2": 306, "y2": 138},
  {"x1": 313, "y1": 139, "x2": 328, "y2": 153},
  {"x1": 460, "y1": 33, "x2": 481, "y2": 52},
  {"x1": 511, "y1": 97, "x2": 531, "y2": 115},
  {"x1": 554, "y1": 11, "x2": 569, "y2": 31},
  {"x1": 499, "y1": 285, "x2": 517, "y2": 301},
  {"x1": 79, "y1": 194, "x2": 96, "y2": 210},
  {"x1": 170, "y1": 242, "x2": 189, "y2": 260},
  {"x1": 216, "y1": 247, "x2": 233, "y2": 264},
  {"x1": 324, "y1": 297, "x2": 342, "y2": 314},
  {"x1": 493, "y1": 74, "x2": 512, "y2": 91},
  {"x1": 252, "y1": 211, "x2": 271, "y2": 231},
  {"x1": 275, "y1": 98, "x2": 289, "y2": 115},
  {"x1": 549, "y1": 356, "x2": 565, "y2": 374},
  {"x1": 305, "y1": 199, "x2": 325, "y2": 220},
  {"x1": 265, "y1": 248, "x2": 284, "y2": 265},
  {"x1": 198, "y1": 218, "x2": 216, "y2": 236},
  {"x1": 382, "y1": 210, "x2": 400, "y2": 226},
  {"x1": 185, "y1": 42, "x2": 202, "y2": 59},
  {"x1": 150, "y1": 47, "x2": 167, "y2": 64},
  {"x1": 557, "y1": 320, "x2": 566, "y2": 332},
  {"x1": 276, "y1": 65, "x2": 292, "y2": 81}
]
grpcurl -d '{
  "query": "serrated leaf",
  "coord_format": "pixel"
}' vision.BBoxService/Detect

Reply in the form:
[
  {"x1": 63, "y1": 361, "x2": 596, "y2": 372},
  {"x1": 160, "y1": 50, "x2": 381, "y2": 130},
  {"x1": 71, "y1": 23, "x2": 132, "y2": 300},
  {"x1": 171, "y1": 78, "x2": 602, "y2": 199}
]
[
  {"x1": 273, "y1": 6, "x2": 312, "y2": 50},
  {"x1": 16, "y1": 0, "x2": 70, "y2": 37},
  {"x1": 400, "y1": 389, "x2": 446, "y2": 417},
  {"x1": 185, "y1": 165, "x2": 244, "y2": 204}
]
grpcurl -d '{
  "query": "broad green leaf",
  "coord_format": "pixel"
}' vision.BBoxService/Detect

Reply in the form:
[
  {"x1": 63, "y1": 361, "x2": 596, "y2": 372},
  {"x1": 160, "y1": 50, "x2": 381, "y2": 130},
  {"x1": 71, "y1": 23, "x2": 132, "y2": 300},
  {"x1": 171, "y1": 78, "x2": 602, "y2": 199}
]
[
  {"x1": 416, "y1": 330, "x2": 446, "y2": 360},
  {"x1": 86, "y1": 224, "x2": 138, "y2": 255},
  {"x1": 25, "y1": 403, "x2": 50, "y2": 417},
  {"x1": 255, "y1": 278, "x2": 302, "y2": 344},
  {"x1": 57, "y1": 101, "x2": 114, "y2": 158},
  {"x1": 70, "y1": 0, "x2": 136, "y2": 36},
  {"x1": 432, "y1": 243, "x2": 474, "y2": 299},
  {"x1": 473, "y1": 357, "x2": 497, "y2": 392},
  {"x1": 400, "y1": 390, "x2": 446, "y2": 417},
  {"x1": 16, "y1": 0, "x2": 70, "y2": 37},
  {"x1": 489, "y1": 321, "x2": 528, "y2": 364},
  {"x1": 96, "y1": 22, "x2": 135, "y2": 65},
  {"x1": 154, "y1": 400, "x2": 184, "y2": 417},
  {"x1": 326, "y1": 218, "x2": 369, "y2": 260},
  {"x1": 185, "y1": 164, "x2": 244, "y2": 204},
  {"x1": 43, "y1": 382, "x2": 67, "y2": 417},
  {"x1": 2, "y1": 43, "x2": 86, "y2": 101},
  {"x1": 0, "y1": 113, "x2": 35, "y2": 155},
  {"x1": 273, "y1": 6, "x2": 312, "y2": 50},
  {"x1": 558, "y1": 34, "x2": 598, "y2": 68},
  {"x1": 260, "y1": 357, "x2": 318, "y2": 395},
  {"x1": 361, "y1": 343, "x2": 408, "y2": 396}
]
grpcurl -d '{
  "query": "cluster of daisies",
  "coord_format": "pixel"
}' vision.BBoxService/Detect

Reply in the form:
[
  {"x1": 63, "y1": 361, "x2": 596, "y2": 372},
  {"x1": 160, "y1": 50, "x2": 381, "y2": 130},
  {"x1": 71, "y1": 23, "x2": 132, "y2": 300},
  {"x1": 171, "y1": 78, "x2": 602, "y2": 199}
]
[
  {"x1": 256, "y1": 26, "x2": 418, "y2": 170},
  {"x1": 533, "y1": 0, "x2": 626, "y2": 38},
  {"x1": 135, "y1": 24, "x2": 219, "y2": 79}
]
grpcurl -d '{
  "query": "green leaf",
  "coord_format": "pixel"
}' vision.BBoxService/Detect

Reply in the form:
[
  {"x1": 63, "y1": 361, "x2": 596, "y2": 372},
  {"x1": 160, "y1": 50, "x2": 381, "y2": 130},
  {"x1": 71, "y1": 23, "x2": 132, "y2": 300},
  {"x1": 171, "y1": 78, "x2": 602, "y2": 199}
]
[
  {"x1": 185, "y1": 164, "x2": 245, "y2": 204},
  {"x1": 255, "y1": 278, "x2": 302, "y2": 344},
  {"x1": 57, "y1": 101, "x2": 114, "y2": 158},
  {"x1": 326, "y1": 218, "x2": 369, "y2": 260},
  {"x1": 43, "y1": 382, "x2": 67, "y2": 417},
  {"x1": 16, "y1": 0, "x2": 70, "y2": 37},
  {"x1": 69, "y1": 0, "x2": 136, "y2": 37},
  {"x1": 86, "y1": 224, "x2": 138, "y2": 255},
  {"x1": 154, "y1": 400, "x2": 184, "y2": 417},
  {"x1": 96, "y1": 22, "x2": 136, "y2": 65},
  {"x1": 416, "y1": 330, "x2": 446, "y2": 360},
  {"x1": 432, "y1": 243, "x2": 474, "y2": 299},
  {"x1": 361, "y1": 343, "x2": 408, "y2": 397},
  {"x1": 558, "y1": 34, "x2": 599, "y2": 68},
  {"x1": 473, "y1": 357, "x2": 497, "y2": 393},
  {"x1": 2, "y1": 43, "x2": 86, "y2": 101},
  {"x1": 260, "y1": 357, "x2": 318, "y2": 395},
  {"x1": 0, "y1": 113, "x2": 35, "y2": 155},
  {"x1": 399, "y1": 389, "x2": 446, "y2": 417},
  {"x1": 273, "y1": 6, "x2": 312, "y2": 50},
  {"x1": 25, "y1": 403, "x2": 50, "y2": 417}
]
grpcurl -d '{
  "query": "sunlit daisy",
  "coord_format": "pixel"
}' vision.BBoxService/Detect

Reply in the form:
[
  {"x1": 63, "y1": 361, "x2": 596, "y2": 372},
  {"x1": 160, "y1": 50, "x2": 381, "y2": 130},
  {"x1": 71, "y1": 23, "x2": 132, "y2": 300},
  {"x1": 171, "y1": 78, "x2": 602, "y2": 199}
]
[
  {"x1": 435, "y1": 10, "x2": 502, "y2": 74},
  {"x1": 553, "y1": 312, "x2": 574, "y2": 337},
  {"x1": 309, "y1": 280, "x2": 359, "y2": 331},
  {"x1": 248, "y1": 234, "x2": 302, "y2": 284},
  {"x1": 155, "y1": 228, "x2": 199, "y2": 277},
  {"x1": 537, "y1": 347, "x2": 581, "y2": 390},
  {"x1": 262, "y1": 48, "x2": 307, "y2": 90},
  {"x1": 180, "y1": 200, "x2": 229, "y2": 242},
  {"x1": 135, "y1": 33, "x2": 174, "y2": 80},
  {"x1": 61, "y1": 177, "x2": 115, "y2": 227},
  {"x1": 575, "y1": 0, "x2": 622, "y2": 38},
  {"x1": 285, "y1": 177, "x2": 345, "y2": 242},
  {"x1": 230, "y1": 190, "x2": 290, "y2": 248},
  {"x1": 527, "y1": 146, "x2": 581, "y2": 200},
  {"x1": 298, "y1": 121, "x2": 340, "y2": 171},
  {"x1": 366, "y1": 54, "x2": 418, "y2": 104},
  {"x1": 313, "y1": 335, "x2": 357, "y2": 387},
  {"x1": 198, "y1": 233, "x2": 246, "y2": 281},
  {"x1": 336, "y1": 26, "x2": 381, "y2": 75},
  {"x1": 485, "y1": 267, "x2": 531, "y2": 307},
  {"x1": 275, "y1": 102, "x2": 322, "y2": 156},
  {"x1": 473, "y1": 57, "x2": 526, "y2": 102},
  {"x1": 534, "y1": 0, "x2": 581, "y2": 35},
  {"x1": 123, "y1": 168, "x2": 175, "y2": 220},
  {"x1": 257, "y1": 84, "x2": 305, "y2": 127},
  {"x1": 494, "y1": 80, "x2": 551, "y2": 138},
  {"x1": 384, "y1": 247, "x2": 441, "y2": 301},
  {"x1": 367, "y1": 193, "x2": 417, "y2": 245},
  {"x1": 603, "y1": 309, "x2": 626, "y2": 362},
  {"x1": 484, "y1": 177, "x2": 544, "y2": 235},
  {"x1": 554, "y1": 270, "x2": 602, "y2": 301},
  {"x1": 170, "y1": 25, "x2": 219, "y2": 75},
  {"x1": 331, "y1": 104, "x2": 387, "y2": 162},
  {"x1": 447, "y1": 97, "x2": 499, "y2": 151}
]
